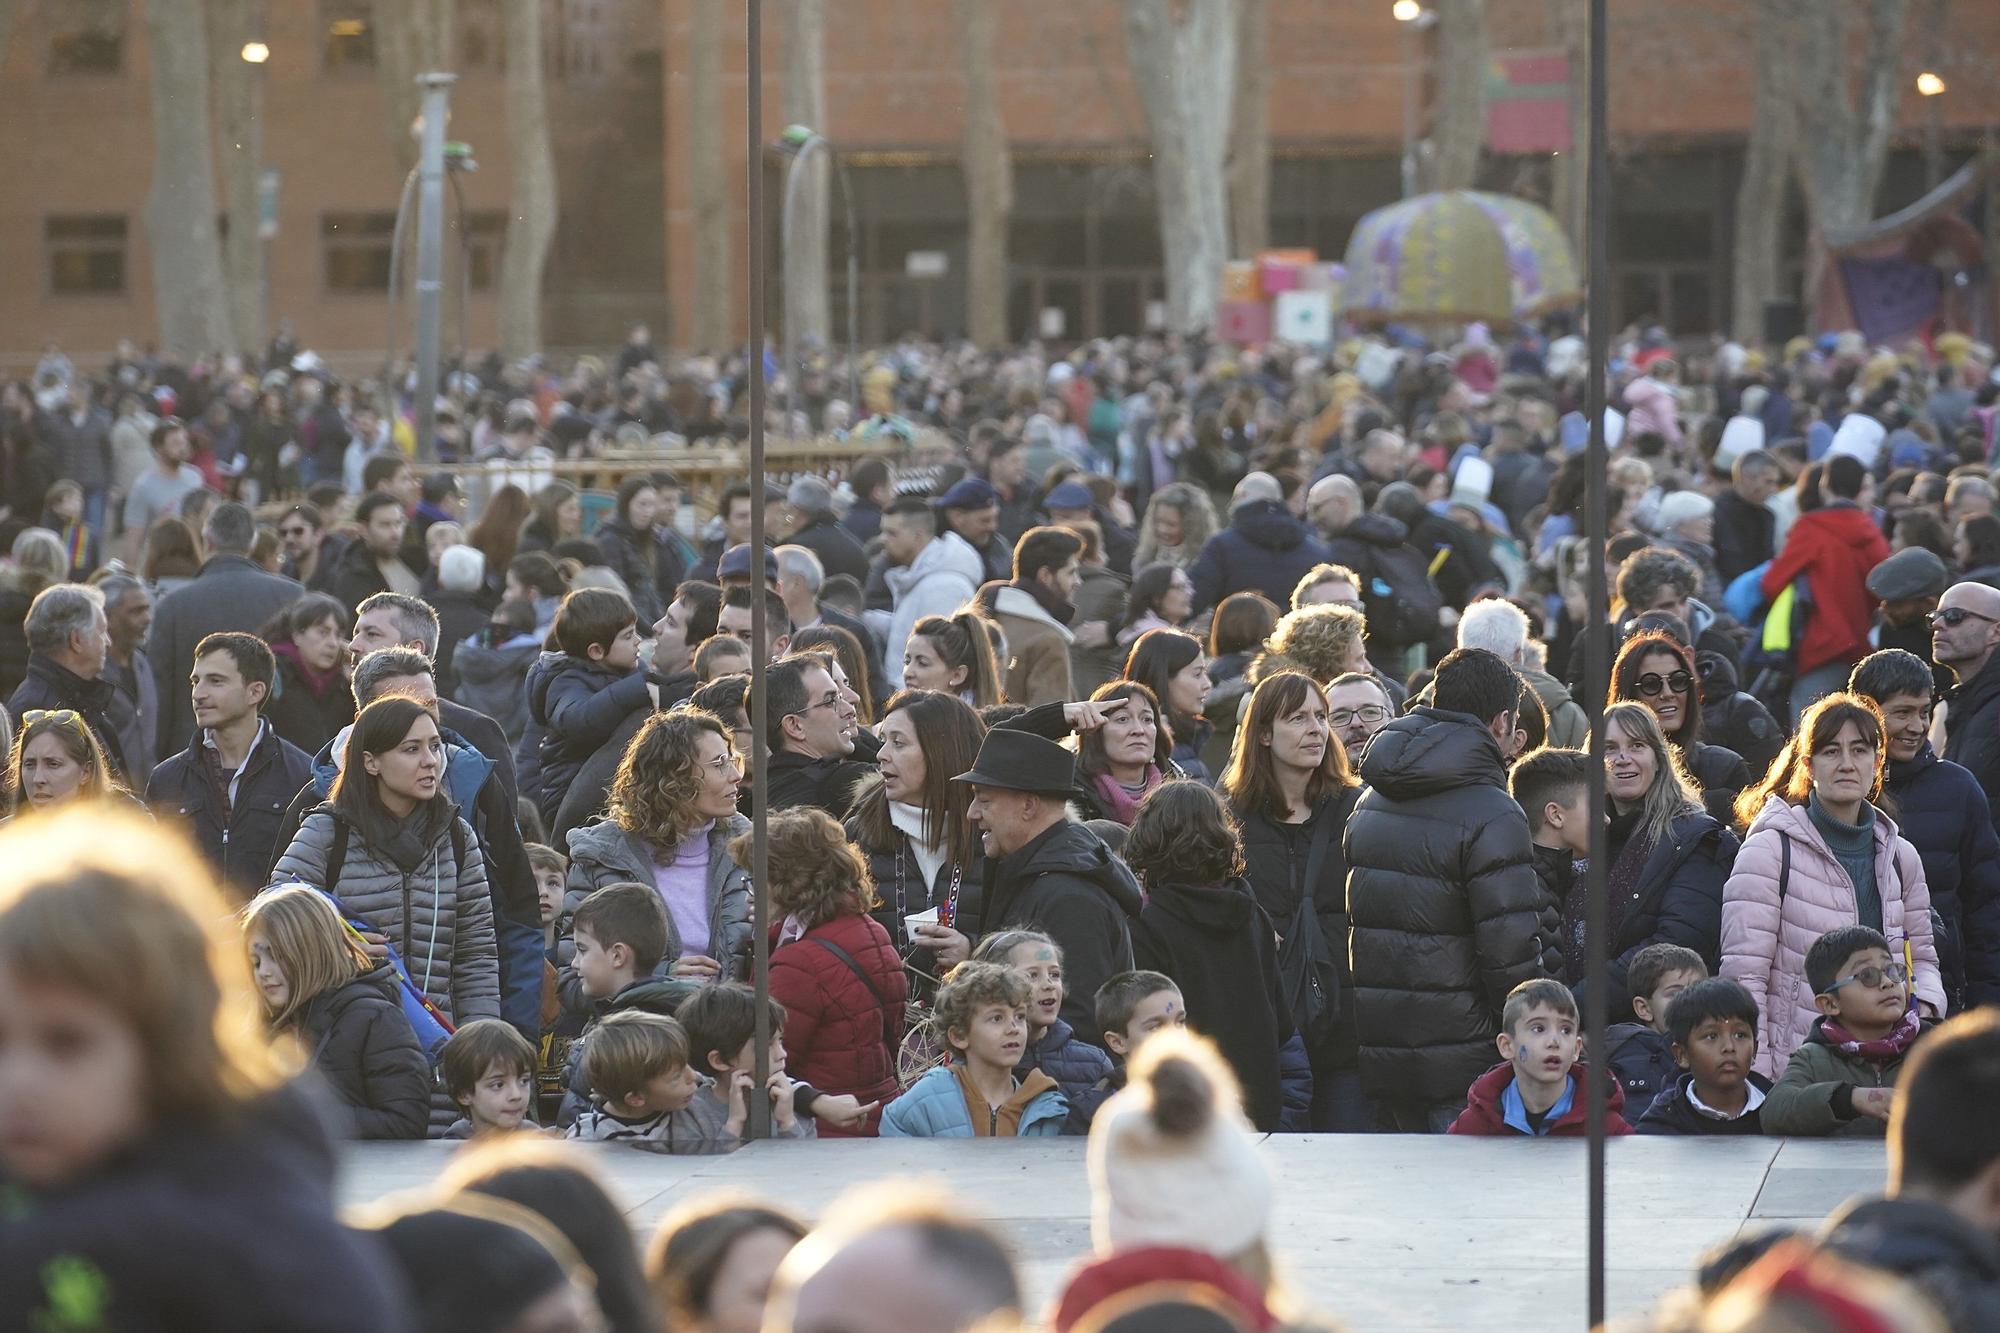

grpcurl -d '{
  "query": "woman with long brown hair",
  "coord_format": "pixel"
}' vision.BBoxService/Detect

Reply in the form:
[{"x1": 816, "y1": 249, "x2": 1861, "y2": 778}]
[
  {"x1": 5, "y1": 707, "x2": 120, "y2": 816},
  {"x1": 468, "y1": 483, "x2": 533, "y2": 601},
  {"x1": 900, "y1": 609, "x2": 1004, "y2": 709},
  {"x1": 1068, "y1": 680, "x2": 1177, "y2": 825},
  {"x1": 521, "y1": 481, "x2": 583, "y2": 554},
  {"x1": 1221, "y1": 669, "x2": 1364, "y2": 1130},
  {"x1": 1609, "y1": 630, "x2": 1750, "y2": 823}
]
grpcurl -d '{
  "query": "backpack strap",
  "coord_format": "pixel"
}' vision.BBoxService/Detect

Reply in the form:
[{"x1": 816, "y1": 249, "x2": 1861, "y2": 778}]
[
  {"x1": 809, "y1": 936, "x2": 900, "y2": 1048},
  {"x1": 448, "y1": 816, "x2": 468, "y2": 875},
  {"x1": 1299, "y1": 802, "x2": 1336, "y2": 909},
  {"x1": 325, "y1": 816, "x2": 348, "y2": 892},
  {"x1": 1776, "y1": 829, "x2": 1791, "y2": 907}
]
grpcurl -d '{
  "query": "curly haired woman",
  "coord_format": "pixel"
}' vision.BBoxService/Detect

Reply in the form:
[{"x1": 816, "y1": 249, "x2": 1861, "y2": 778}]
[
  {"x1": 730, "y1": 808, "x2": 907, "y2": 1136},
  {"x1": 561, "y1": 707, "x2": 752, "y2": 983}
]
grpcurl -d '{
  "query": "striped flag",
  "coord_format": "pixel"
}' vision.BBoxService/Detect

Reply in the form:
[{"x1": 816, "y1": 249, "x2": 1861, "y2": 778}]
[{"x1": 1485, "y1": 51, "x2": 1571, "y2": 153}]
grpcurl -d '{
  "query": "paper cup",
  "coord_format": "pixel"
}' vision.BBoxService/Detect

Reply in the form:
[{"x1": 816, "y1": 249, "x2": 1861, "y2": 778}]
[{"x1": 904, "y1": 907, "x2": 939, "y2": 938}]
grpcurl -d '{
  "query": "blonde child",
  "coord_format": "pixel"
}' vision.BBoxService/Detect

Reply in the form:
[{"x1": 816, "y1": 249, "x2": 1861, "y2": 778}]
[
  {"x1": 566, "y1": 1011, "x2": 705, "y2": 1143},
  {"x1": 880, "y1": 961, "x2": 1067, "y2": 1137},
  {"x1": 441, "y1": 1018, "x2": 542, "y2": 1139},
  {"x1": 243, "y1": 885, "x2": 430, "y2": 1140},
  {"x1": 0, "y1": 806, "x2": 407, "y2": 1325}
]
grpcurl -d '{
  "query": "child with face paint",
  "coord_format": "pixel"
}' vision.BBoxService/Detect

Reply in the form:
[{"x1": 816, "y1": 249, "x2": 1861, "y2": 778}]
[{"x1": 972, "y1": 929, "x2": 1112, "y2": 1135}]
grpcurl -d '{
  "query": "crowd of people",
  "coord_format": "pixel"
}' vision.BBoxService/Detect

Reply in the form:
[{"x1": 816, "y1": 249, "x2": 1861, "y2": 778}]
[{"x1": 4, "y1": 318, "x2": 2000, "y2": 1328}]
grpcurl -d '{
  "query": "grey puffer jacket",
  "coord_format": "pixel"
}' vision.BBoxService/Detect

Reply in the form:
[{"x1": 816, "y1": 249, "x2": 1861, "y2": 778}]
[
  {"x1": 561, "y1": 814, "x2": 754, "y2": 979},
  {"x1": 270, "y1": 807, "x2": 501, "y2": 1026}
]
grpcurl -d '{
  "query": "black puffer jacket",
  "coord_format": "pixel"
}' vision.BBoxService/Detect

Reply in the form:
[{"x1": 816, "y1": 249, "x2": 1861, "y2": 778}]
[
  {"x1": 1818, "y1": 1196, "x2": 2000, "y2": 1332},
  {"x1": 1599, "y1": 809, "x2": 1739, "y2": 1015},
  {"x1": 982, "y1": 817, "x2": 1144, "y2": 1037},
  {"x1": 1885, "y1": 744, "x2": 2000, "y2": 1010},
  {"x1": 1344, "y1": 707, "x2": 1549, "y2": 1105},
  {"x1": 291, "y1": 966, "x2": 432, "y2": 1140},
  {"x1": 1696, "y1": 649, "x2": 1784, "y2": 784},
  {"x1": 1944, "y1": 651, "x2": 2000, "y2": 831},
  {"x1": 1237, "y1": 788, "x2": 1362, "y2": 1067},
  {"x1": 594, "y1": 517, "x2": 664, "y2": 623},
  {"x1": 1682, "y1": 739, "x2": 1752, "y2": 827}
]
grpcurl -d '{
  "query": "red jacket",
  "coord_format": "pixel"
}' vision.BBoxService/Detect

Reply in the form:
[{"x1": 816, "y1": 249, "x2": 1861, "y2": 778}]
[
  {"x1": 1448, "y1": 1060, "x2": 1634, "y2": 1137},
  {"x1": 1761, "y1": 504, "x2": 1890, "y2": 675},
  {"x1": 769, "y1": 912, "x2": 908, "y2": 1136}
]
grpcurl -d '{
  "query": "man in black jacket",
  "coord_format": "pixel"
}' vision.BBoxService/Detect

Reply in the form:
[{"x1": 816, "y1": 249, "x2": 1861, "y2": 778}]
[
  {"x1": 956, "y1": 728, "x2": 1142, "y2": 1039},
  {"x1": 1345, "y1": 647, "x2": 1548, "y2": 1132},
  {"x1": 146, "y1": 632, "x2": 312, "y2": 895},
  {"x1": 765, "y1": 652, "x2": 870, "y2": 816},
  {"x1": 785, "y1": 475, "x2": 870, "y2": 584},
  {"x1": 7, "y1": 582, "x2": 127, "y2": 781},
  {"x1": 1712, "y1": 450, "x2": 1780, "y2": 584},
  {"x1": 1936, "y1": 582, "x2": 2000, "y2": 830}
]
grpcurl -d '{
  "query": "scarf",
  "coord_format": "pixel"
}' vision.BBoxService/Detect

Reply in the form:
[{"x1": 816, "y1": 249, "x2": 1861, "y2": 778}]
[
  {"x1": 1820, "y1": 1004, "x2": 1922, "y2": 1064},
  {"x1": 1011, "y1": 576, "x2": 1075, "y2": 626},
  {"x1": 271, "y1": 638, "x2": 342, "y2": 701},
  {"x1": 1092, "y1": 766, "x2": 1160, "y2": 826}
]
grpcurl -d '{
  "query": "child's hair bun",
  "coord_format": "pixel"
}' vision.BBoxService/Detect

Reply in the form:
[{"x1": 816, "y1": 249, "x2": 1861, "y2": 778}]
[{"x1": 1145, "y1": 1051, "x2": 1214, "y2": 1138}]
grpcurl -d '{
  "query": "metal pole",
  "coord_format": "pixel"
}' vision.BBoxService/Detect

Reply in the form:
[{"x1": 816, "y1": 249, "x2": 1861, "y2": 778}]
[
  {"x1": 382, "y1": 168, "x2": 421, "y2": 429},
  {"x1": 411, "y1": 72, "x2": 457, "y2": 464},
  {"x1": 1401, "y1": 22, "x2": 1418, "y2": 198},
  {"x1": 835, "y1": 152, "x2": 860, "y2": 415},
  {"x1": 1583, "y1": 0, "x2": 1611, "y2": 1325},
  {"x1": 781, "y1": 155, "x2": 806, "y2": 438},
  {"x1": 747, "y1": 0, "x2": 773, "y2": 1141}
]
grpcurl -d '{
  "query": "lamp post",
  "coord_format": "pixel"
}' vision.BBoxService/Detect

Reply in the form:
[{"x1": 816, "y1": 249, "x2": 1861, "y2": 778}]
[
  {"x1": 777, "y1": 124, "x2": 860, "y2": 435},
  {"x1": 409, "y1": 72, "x2": 457, "y2": 463},
  {"x1": 1918, "y1": 71, "x2": 1947, "y2": 189},
  {"x1": 1393, "y1": 2, "x2": 1435, "y2": 198}
]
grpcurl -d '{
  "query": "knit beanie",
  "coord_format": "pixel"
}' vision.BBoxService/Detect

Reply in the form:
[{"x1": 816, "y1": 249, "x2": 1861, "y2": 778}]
[
  {"x1": 368, "y1": 1197, "x2": 578, "y2": 1333},
  {"x1": 1087, "y1": 1029, "x2": 1273, "y2": 1258}
]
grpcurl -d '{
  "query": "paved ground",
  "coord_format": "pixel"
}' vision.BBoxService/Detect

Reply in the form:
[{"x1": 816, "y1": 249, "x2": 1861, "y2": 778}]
[{"x1": 339, "y1": 1135, "x2": 1884, "y2": 1332}]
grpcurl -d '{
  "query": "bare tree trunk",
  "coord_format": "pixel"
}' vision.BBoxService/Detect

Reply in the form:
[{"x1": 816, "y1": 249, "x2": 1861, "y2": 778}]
[
  {"x1": 373, "y1": 0, "x2": 455, "y2": 175},
  {"x1": 207, "y1": 0, "x2": 265, "y2": 352},
  {"x1": 1429, "y1": 0, "x2": 1487, "y2": 191},
  {"x1": 1792, "y1": 0, "x2": 1907, "y2": 236},
  {"x1": 145, "y1": 0, "x2": 233, "y2": 360},
  {"x1": 1122, "y1": 0, "x2": 1236, "y2": 333},
  {"x1": 686, "y1": 0, "x2": 731, "y2": 351},
  {"x1": 1544, "y1": 0, "x2": 1586, "y2": 256},
  {"x1": 958, "y1": 0, "x2": 1012, "y2": 345},
  {"x1": 498, "y1": 0, "x2": 556, "y2": 357},
  {"x1": 782, "y1": 0, "x2": 830, "y2": 350},
  {"x1": 0, "y1": 0, "x2": 18, "y2": 66},
  {"x1": 1228, "y1": 0, "x2": 1270, "y2": 257},
  {"x1": 1731, "y1": 0, "x2": 1797, "y2": 344}
]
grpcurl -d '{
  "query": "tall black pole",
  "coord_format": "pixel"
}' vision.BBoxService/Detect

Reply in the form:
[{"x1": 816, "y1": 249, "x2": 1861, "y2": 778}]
[
  {"x1": 746, "y1": 0, "x2": 772, "y2": 1141},
  {"x1": 1582, "y1": 0, "x2": 1612, "y2": 1323}
]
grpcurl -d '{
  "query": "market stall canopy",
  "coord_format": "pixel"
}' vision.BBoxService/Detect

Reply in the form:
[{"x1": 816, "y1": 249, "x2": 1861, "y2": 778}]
[{"x1": 1341, "y1": 190, "x2": 1581, "y2": 325}]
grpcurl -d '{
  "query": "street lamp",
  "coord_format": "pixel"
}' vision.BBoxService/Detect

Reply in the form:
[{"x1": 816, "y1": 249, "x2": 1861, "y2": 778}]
[
  {"x1": 240, "y1": 40, "x2": 270, "y2": 63},
  {"x1": 776, "y1": 124, "x2": 860, "y2": 435},
  {"x1": 1916, "y1": 72, "x2": 1947, "y2": 188},
  {"x1": 1391, "y1": 0, "x2": 1422, "y2": 21},
  {"x1": 1394, "y1": 2, "x2": 1435, "y2": 198},
  {"x1": 1916, "y1": 71, "x2": 1946, "y2": 96}
]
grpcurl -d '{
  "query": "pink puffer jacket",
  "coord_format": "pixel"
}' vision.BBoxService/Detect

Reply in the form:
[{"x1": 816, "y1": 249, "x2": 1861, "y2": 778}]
[{"x1": 1721, "y1": 796, "x2": 1943, "y2": 1078}]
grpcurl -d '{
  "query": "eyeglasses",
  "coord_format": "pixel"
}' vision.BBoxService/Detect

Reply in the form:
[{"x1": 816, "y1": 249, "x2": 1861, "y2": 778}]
[
  {"x1": 788, "y1": 692, "x2": 842, "y2": 720},
  {"x1": 22, "y1": 709, "x2": 82, "y2": 728},
  {"x1": 1818, "y1": 962, "x2": 1908, "y2": 995},
  {"x1": 1931, "y1": 607, "x2": 1999, "y2": 628},
  {"x1": 278, "y1": 524, "x2": 313, "y2": 538},
  {"x1": 1636, "y1": 670, "x2": 1693, "y2": 698},
  {"x1": 1330, "y1": 705, "x2": 1390, "y2": 728}
]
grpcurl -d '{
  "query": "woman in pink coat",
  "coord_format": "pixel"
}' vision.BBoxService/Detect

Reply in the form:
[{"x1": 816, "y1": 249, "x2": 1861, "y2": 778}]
[{"x1": 1723, "y1": 693, "x2": 1944, "y2": 1078}]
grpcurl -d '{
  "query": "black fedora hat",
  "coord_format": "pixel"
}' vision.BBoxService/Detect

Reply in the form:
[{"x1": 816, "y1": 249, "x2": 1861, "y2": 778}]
[{"x1": 953, "y1": 728, "x2": 1075, "y2": 797}]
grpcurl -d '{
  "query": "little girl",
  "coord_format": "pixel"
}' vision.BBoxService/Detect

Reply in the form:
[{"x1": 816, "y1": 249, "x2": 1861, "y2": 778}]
[
  {"x1": 0, "y1": 806, "x2": 409, "y2": 1326},
  {"x1": 244, "y1": 884, "x2": 432, "y2": 1141},
  {"x1": 40, "y1": 479, "x2": 99, "y2": 580},
  {"x1": 972, "y1": 929, "x2": 1113, "y2": 1133}
]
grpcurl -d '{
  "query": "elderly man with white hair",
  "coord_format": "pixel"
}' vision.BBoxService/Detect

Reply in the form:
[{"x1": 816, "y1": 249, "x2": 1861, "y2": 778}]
[
  {"x1": 1456, "y1": 597, "x2": 1588, "y2": 748},
  {"x1": 1655, "y1": 490, "x2": 1724, "y2": 604},
  {"x1": 1187, "y1": 470, "x2": 1331, "y2": 613}
]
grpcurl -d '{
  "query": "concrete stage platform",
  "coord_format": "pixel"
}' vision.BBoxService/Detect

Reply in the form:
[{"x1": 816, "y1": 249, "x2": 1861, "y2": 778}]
[{"x1": 340, "y1": 1135, "x2": 1884, "y2": 1331}]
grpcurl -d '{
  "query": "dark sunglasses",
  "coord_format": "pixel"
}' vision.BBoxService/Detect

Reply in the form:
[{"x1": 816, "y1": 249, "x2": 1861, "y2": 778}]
[
  {"x1": 1636, "y1": 670, "x2": 1692, "y2": 698},
  {"x1": 1931, "y1": 607, "x2": 1999, "y2": 628}
]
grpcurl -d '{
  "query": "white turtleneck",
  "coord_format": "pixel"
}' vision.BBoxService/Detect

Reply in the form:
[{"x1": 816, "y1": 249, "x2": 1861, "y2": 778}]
[{"x1": 889, "y1": 800, "x2": 948, "y2": 889}]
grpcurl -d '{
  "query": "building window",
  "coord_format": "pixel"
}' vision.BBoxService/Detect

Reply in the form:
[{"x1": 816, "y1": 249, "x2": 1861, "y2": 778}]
[
  {"x1": 460, "y1": 211, "x2": 506, "y2": 291},
  {"x1": 322, "y1": 212, "x2": 397, "y2": 292},
  {"x1": 322, "y1": 0, "x2": 376, "y2": 70},
  {"x1": 46, "y1": 216, "x2": 127, "y2": 295},
  {"x1": 47, "y1": 1, "x2": 126, "y2": 75}
]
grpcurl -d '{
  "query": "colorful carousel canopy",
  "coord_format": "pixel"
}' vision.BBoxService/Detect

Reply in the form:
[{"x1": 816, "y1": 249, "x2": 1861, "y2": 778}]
[{"x1": 1341, "y1": 190, "x2": 1581, "y2": 325}]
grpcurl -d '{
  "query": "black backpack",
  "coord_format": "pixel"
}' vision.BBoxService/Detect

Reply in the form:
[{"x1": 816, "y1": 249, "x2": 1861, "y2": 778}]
[{"x1": 1354, "y1": 542, "x2": 1445, "y2": 650}]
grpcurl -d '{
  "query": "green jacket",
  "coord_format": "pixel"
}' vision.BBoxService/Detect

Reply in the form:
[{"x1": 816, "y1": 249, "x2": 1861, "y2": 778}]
[{"x1": 1761, "y1": 1019, "x2": 1917, "y2": 1137}]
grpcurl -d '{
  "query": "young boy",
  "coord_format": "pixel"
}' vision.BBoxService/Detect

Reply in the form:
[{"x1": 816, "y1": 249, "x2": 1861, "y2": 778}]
[
  {"x1": 557, "y1": 882, "x2": 696, "y2": 1127},
  {"x1": 523, "y1": 587, "x2": 649, "y2": 824},
  {"x1": 441, "y1": 1019, "x2": 541, "y2": 1139},
  {"x1": 1763, "y1": 926, "x2": 1924, "y2": 1138},
  {"x1": 565, "y1": 1011, "x2": 705, "y2": 1143},
  {"x1": 1608, "y1": 943, "x2": 1709, "y2": 1122},
  {"x1": 1510, "y1": 748, "x2": 1593, "y2": 980},
  {"x1": 1636, "y1": 978, "x2": 1769, "y2": 1135},
  {"x1": 525, "y1": 841, "x2": 574, "y2": 1114},
  {"x1": 675, "y1": 983, "x2": 815, "y2": 1141},
  {"x1": 526, "y1": 842, "x2": 567, "y2": 955},
  {"x1": 880, "y1": 962, "x2": 1068, "y2": 1137},
  {"x1": 1449, "y1": 978, "x2": 1634, "y2": 1137},
  {"x1": 1083, "y1": 970, "x2": 1189, "y2": 1123},
  {"x1": 694, "y1": 633, "x2": 752, "y2": 683}
]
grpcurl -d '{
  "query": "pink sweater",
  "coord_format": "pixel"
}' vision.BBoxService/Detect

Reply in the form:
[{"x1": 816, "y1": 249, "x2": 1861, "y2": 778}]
[{"x1": 1721, "y1": 797, "x2": 1943, "y2": 1078}]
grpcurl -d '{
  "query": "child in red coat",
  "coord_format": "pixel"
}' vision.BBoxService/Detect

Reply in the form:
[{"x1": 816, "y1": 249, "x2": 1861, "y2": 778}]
[{"x1": 1450, "y1": 979, "x2": 1634, "y2": 1137}]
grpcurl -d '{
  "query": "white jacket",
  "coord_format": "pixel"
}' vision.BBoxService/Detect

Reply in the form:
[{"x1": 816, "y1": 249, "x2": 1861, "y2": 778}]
[{"x1": 882, "y1": 532, "x2": 985, "y2": 687}]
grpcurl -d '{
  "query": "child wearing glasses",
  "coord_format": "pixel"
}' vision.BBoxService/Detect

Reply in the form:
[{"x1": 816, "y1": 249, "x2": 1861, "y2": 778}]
[
  {"x1": 1762, "y1": 926, "x2": 1925, "y2": 1136},
  {"x1": 1722, "y1": 693, "x2": 1944, "y2": 1079}
]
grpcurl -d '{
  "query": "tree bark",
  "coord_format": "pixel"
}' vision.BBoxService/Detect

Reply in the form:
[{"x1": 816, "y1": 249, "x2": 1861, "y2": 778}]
[
  {"x1": 1731, "y1": 0, "x2": 1797, "y2": 343},
  {"x1": 1429, "y1": 0, "x2": 1487, "y2": 192},
  {"x1": 0, "y1": 0, "x2": 18, "y2": 67},
  {"x1": 498, "y1": 0, "x2": 556, "y2": 357},
  {"x1": 372, "y1": 0, "x2": 454, "y2": 176},
  {"x1": 144, "y1": 0, "x2": 233, "y2": 360},
  {"x1": 1122, "y1": 0, "x2": 1236, "y2": 334},
  {"x1": 207, "y1": 0, "x2": 265, "y2": 352},
  {"x1": 686, "y1": 0, "x2": 731, "y2": 351},
  {"x1": 957, "y1": 0, "x2": 1012, "y2": 345},
  {"x1": 1228, "y1": 0, "x2": 1270, "y2": 257},
  {"x1": 1791, "y1": 0, "x2": 1907, "y2": 237},
  {"x1": 782, "y1": 0, "x2": 830, "y2": 351},
  {"x1": 1544, "y1": 0, "x2": 1586, "y2": 256}
]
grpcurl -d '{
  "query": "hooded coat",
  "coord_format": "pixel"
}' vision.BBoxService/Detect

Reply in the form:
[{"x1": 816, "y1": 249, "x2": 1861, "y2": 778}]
[
  {"x1": 1186, "y1": 498, "x2": 1331, "y2": 614},
  {"x1": 981, "y1": 818, "x2": 1145, "y2": 1037},
  {"x1": 1345, "y1": 708, "x2": 1550, "y2": 1105},
  {"x1": 518, "y1": 651, "x2": 651, "y2": 825},
  {"x1": 1697, "y1": 649, "x2": 1785, "y2": 782},
  {"x1": 978, "y1": 581, "x2": 1076, "y2": 708},
  {"x1": 447, "y1": 630, "x2": 539, "y2": 747},
  {"x1": 1517, "y1": 663, "x2": 1589, "y2": 749},
  {"x1": 1131, "y1": 877, "x2": 1301, "y2": 1132},
  {"x1": 1943, "y1": 651, "x2": 2000, "y2": 832},
  {"x1": 1760, "y1": 1016, "x2": 1918, "y2": 1137},
  {"x1": 1722, "y1": 796, "x2": 1943, "y2": 1078},
  {"x1": 561, "y1": 815, "x2": 754, "y2": 980},
  {"x1": 1447, "y1": 1060, "x2": 1633, "y2": 1136},
  {"x1": 883, "y1": 532, "x2": 985, "y2": 689},
  {"x1": 879, "y1": 1064, "x2": 1067, "y2": 1138},
  {"x1": 1761, "y1": 503, "x2": 1891, "y2": 675},
  {"x1": 1884, "y1": 743, "x2": 2000, "y2": 1009},
  {"x1": 290, "y1": 964, "x2": 432, "y2": 1140}
]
